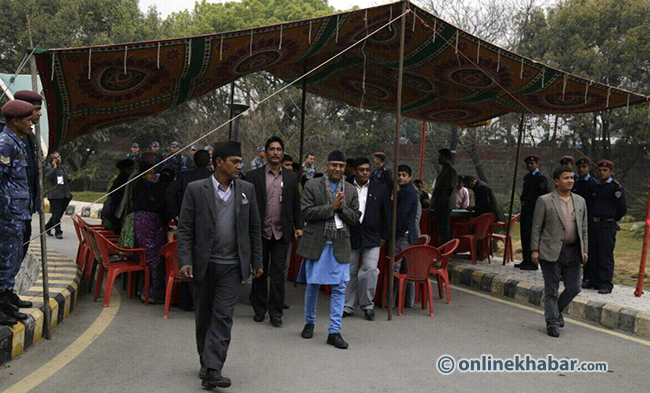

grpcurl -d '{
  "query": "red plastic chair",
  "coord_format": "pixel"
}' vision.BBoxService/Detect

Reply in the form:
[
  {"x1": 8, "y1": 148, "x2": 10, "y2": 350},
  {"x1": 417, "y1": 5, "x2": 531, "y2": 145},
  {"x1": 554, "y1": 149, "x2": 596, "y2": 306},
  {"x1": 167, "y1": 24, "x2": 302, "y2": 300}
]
[
  {"x1": 77, "y1": 215, "x2": 106, "y2": 230},
  {"x1": 71, "y1": 215, "x2": 90, "y2": 269},
  {"x1": 82, "y1": 225, "x2": 119, "y2": 289},
  {"x1": 416, "y1": 234, "x2": 431, "y2": 246},
  {"x1": 429, "y1": 239, "x2": 460, "y2": 304},
  {"x1": 92, "y1": 230, "x2": 149, "y2": 307},
  {"x1": 457, "y1": 213, "x2": 496, "y2": 264},
  {"x1": 384, "y1": 245, "x2": 441, "y2": 317},
  {"x1": 488, "y1": 213, "x2": 521, "y2": 263},
  {"x1": 160, "y1": 241, "x2": 180, "y2": 319}
]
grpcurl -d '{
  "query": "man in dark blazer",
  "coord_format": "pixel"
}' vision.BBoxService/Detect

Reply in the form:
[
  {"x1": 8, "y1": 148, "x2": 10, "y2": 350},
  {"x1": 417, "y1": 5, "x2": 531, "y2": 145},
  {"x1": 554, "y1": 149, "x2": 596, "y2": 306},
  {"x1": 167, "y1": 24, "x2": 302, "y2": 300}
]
[
  {"x1": 177, "y1": 141, "x2": 263, "y2": 389},
  {"x1": 297, "y1": 150, "x2": 360, "y2": 349},
  {"x1": 463, "y1": 175, "x2": 505, "y2": 221},
  {"x1": 430, "y1": 149, "x2": 457, "y2": 246},
  {"x1": 531, "y1": 166, "x2": 588, "y2": 338},
  {"x1": 247, "y1": 136, "x2": 303, "y2": 327},
  {"x1": 165, "y1": 150, "x2": 213, "y2": 223},
  {"x1": 344, "y1": 157, "x2": 390, "y2": 321},
  {"x1": 44, "y1": 152, "x2": 72, "y2": 239}
]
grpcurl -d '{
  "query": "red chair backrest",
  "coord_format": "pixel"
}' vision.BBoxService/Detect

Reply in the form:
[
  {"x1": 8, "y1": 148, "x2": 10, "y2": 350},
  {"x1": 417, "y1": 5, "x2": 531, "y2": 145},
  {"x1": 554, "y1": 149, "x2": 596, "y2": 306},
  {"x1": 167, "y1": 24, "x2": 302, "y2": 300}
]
[
  {"x1": 510, "y1": 213, "x2": 521, "y2": 227},
  {"x1": 92, "y1": 230, "x2": 114, "y2": 269},
  {"x1": 416, "y1": 235, "x2": 431, "y2": 246},
  {"x1": 471, "y1": 213, "x2": 496, "y2": 239},
  {"x1": 436, "y1": 239, "x2": 460, "y2": 270},
  {"x1": 160, "y1": 241, "x2": 178, "y2": 279},
  {"x1": 72, "y1": 215, "x2": 87, "y2": 246},
  {"x1": 395, "y1": 245, "x2": 442, "y2": 281}
]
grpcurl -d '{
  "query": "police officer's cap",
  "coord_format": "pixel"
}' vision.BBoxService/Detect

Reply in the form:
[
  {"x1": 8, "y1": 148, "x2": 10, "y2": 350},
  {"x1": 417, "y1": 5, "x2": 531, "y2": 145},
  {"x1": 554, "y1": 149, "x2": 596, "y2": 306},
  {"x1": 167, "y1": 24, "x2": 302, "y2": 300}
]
[
  {"x1": 597, "y1": 160, "x2": 614, "y2": 169},
  {"x1": 204, "y1": 145, "x2": 212, "y2": 151},
  {"x1": 151, "y1": 141, "x2": 159, "y2": 147},
  {"x1": 191, "y1": 145, "x2": 197, "y2": 151},
  {"x1": 131, "y1": 142, "x2": 139, "y2": 148},
  {"x1": 257, "y1": 146, "x2": 265, "y2": 152},
  {"x1": 14, "y1": 90, "x2": 43, "y2": 105},
  {"x1": 524, "y1": 154, "x2": 540, "y2": 163},
  {"x1": 2, "y1": 100, "x2": 35, "y2": 119},
  {"x1": 576, "y1": 157, "x2": 590, "y2": 166},
  {"x1": 171, "y1": 141, "x2": 179, "y2": 148},
  {"x1": 559, "y1": 155, "x2": 574, "y2": 164}
]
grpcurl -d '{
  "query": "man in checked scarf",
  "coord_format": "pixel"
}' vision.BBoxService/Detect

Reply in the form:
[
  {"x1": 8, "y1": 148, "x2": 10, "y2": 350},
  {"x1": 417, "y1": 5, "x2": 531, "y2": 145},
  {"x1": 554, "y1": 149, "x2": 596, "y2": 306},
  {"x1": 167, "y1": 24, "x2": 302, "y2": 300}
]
[{"x1": 296, "y1": 150, "x2": 360, "y2": 349}]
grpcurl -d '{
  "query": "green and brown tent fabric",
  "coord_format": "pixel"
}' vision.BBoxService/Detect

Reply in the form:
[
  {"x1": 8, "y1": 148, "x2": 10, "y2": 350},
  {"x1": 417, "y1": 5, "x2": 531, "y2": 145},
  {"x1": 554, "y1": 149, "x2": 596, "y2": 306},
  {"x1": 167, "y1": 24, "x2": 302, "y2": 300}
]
[{"x1": 33, "y1": 1, "x2": 648, "y2": 151}]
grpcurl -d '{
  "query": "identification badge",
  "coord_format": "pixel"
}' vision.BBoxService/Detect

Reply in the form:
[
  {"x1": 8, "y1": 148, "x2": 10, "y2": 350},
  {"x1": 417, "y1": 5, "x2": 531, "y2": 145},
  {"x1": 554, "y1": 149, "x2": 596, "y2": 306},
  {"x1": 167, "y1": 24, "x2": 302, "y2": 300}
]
[{"x1": 57, "y1": 175, "x2": 64, "y2": 185}]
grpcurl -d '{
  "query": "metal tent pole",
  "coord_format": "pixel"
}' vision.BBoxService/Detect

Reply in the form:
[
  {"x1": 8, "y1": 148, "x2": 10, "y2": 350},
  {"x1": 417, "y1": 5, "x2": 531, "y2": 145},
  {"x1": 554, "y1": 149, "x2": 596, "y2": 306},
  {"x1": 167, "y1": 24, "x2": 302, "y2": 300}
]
[
  {"x1": 419, "y1": 120, "x2": 426, "y2": 181},
  {"x1": 504, "y1": 113, "x2": 526, "y2": 266},
  {"x1": 28, "y1": 15, "x2": 52, "y2": 340},
  {"x1": 228, "y1": 82, "x2": 235, "y2": 140},
  {"x1": 388, "y1": 0, "x2": 408, "y2": 320}
]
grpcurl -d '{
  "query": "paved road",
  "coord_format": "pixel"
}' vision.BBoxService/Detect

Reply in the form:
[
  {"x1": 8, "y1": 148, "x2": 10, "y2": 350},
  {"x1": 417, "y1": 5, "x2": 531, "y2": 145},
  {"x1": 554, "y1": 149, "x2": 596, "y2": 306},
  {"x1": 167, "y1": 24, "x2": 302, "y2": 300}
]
[{"x1": 1, "y1": 217, "x2": 648, "y2": 392}]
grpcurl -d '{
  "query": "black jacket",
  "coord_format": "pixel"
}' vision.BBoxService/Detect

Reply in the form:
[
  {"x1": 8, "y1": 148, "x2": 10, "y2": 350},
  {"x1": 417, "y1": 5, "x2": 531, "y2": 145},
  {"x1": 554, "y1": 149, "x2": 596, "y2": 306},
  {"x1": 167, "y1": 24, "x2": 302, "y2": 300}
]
[
  {"x1": 472, "y1": 181, "x2": 505, "y2": 221},
  {"x1": 520, "y1": 170, "x2": 549, "y2": 209},
  {"x1": 246, "y1": 165, "x2": 303, "y2": 243},
  {"x1": 165, "y1": 166, "x2": 213, "y2": 220},
  {"x1": 44, "y1": 163, "x2": 72, "y2": 200},
  {"x1": 349, "y1": 180, "x2": 391, "y2": 250}
]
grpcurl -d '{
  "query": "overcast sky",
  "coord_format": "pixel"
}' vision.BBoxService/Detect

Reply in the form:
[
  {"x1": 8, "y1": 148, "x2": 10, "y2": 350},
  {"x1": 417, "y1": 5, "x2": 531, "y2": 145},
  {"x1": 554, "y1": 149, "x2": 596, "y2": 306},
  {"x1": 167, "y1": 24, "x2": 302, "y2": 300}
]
[{"x1": 139, "y1": 0, "x2": 395, "y2": 17}]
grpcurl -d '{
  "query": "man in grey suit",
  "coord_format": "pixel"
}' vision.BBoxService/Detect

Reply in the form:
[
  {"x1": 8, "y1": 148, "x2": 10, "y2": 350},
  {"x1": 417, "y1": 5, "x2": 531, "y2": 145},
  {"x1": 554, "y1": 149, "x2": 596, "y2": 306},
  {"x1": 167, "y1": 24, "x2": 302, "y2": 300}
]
[
  {"x1": 177, "y1": 141, "x2": 263, "y2": 389},
  {"x1": 531, "y1": 166, "x2": 588, "y2": 338},
  {"x1": 297, "y1": 150, "x2": 360, "y2": 349}
]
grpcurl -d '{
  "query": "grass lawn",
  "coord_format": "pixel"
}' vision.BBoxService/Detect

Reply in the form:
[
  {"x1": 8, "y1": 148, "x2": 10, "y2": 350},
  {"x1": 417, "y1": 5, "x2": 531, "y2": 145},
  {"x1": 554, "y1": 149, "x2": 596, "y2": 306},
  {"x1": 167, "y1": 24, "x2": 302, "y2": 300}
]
[
  {"x1": 71, "y1": 191, "x2": 106, "y2": 204},
  {"x1": 498, "y1": 222, "x2": 649, "y2": 289}
]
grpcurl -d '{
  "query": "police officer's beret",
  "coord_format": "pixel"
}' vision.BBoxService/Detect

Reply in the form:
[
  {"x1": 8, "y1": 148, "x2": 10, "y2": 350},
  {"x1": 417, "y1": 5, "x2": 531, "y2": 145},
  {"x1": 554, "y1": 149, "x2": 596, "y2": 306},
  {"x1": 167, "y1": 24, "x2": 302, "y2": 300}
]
[
  {"x1": 373, "y1": 151, "x2": 386, "y2": 158},
  {"x1": 576, "y1": 157, "x2": 590, "y2": 166},
  {"x1": 559, "y1": 155, "x2": 574, "y2": 164},
  {"x1": 597, "y1": 160, "x2": 614, "y2": 169},
  {"x1": 151, "y1": 141, "x2": 159, "y2": 147},
  {"x1": 171, "y1": 141, "x2": 179, "y2": 148},
  {"x1": 190, "y1": 145, "x2": 197, "y2": 150},
  {"x1": 2, "y1": 100, "x2": 35, "y2": 119},
  {"x1": 256, "y1": 145, "x2": 265, "y2": 152},
  {"x1": 524, "y1": 154, "x2": 540, "y2": 163},
  {"x1": 131, "y1": 142, "x2": 139, "y2": 148},
  {"x1": 13, "y1": 90, "x2": 43, "y2": 104}
]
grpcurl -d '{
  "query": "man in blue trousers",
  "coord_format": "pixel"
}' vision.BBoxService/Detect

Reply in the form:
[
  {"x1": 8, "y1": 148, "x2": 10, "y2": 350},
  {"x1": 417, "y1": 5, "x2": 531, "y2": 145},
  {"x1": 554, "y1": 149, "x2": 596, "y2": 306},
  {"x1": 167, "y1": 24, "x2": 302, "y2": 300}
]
[{"x1": 296, "y1": 150, "x2": 360, "y2": 349}]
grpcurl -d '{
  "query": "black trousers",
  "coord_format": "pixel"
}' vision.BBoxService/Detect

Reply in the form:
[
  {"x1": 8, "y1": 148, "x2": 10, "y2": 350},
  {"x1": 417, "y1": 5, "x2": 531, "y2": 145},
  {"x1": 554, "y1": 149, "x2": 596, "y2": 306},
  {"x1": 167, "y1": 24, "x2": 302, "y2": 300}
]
[
  {"x1": 519, "y1": 206, "x2": 535, "y2": 268},
  {"x1": 46, "y1": 198, "x2": 71, "y2": 235},
  {"x1": 250, "y1": 236, "x2": 290, "y2": 319},
  {"x1": 193, "y1": 263, "x2": 242, "y2": 372},
  {"x1": 435, "y1": 208, "x2": 451, "y2": 246},
  {"x1": 589, "y1": 221, "x2": 617, "y2": 291},
  {"x1": 22, "y1": 219, "x2": 32, "y2": 260},
  {"x1": 540, "y1": 245, "x2": 582, "y2": 327}
]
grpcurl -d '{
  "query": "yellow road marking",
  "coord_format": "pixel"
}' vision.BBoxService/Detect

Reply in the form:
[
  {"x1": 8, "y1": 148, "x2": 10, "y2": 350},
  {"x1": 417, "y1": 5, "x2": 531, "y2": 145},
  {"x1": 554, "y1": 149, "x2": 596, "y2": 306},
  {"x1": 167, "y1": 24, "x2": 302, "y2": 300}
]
[
  {"x1": 2, "y1": 290, "x2": 121, "y2": 393},
  {"x1": 451, "y1": 285, "x2": 650, "y2": 346}
]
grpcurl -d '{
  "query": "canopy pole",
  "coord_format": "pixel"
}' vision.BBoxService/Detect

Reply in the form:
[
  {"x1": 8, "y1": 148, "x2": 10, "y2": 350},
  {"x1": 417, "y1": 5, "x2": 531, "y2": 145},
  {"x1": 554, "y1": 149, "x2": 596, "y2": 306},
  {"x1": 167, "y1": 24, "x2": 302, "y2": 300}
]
[
  {"x1": 28, "y1": 15, "x2": 52, "y2": 340},
  {"x1": 294, "y1": 62, "x2": 308, "y2": 288},
  {"x1": 419, "y1": 120, "x2": 426, "y2": 181},
  {"x1": 388, "y1": 0, "x2": 408, "y2": 321},
  {"x1": 504, "y1": 113, "x2": 526, "y2": 266},
  {"x1": 228, "y1": 82, "x2": 235, "y2": 140},
  {"x1": 634, "y1": 178, "x2": 650, "y2": 297}
]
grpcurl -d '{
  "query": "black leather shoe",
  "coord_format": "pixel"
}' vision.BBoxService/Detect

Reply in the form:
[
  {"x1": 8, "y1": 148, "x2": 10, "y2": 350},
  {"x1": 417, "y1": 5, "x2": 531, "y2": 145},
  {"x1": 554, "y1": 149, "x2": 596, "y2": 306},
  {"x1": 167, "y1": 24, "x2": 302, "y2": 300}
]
[
  {"x1": 581, "y1": 281, "x2": 594, "y2": 289},
  {"x1": 598, "y1": 288, "x2": 612, "y2": 294},
  {"x1": 253, "y1": 313, "x2": 265, "y2": 322},
  {"x1": 46, "y1": 230, "x2": 53, "y2": 237},
  {"x1": 546, "y1": 326, "x2": 560, "y2": 338},
  {"x1": 7, "y1": 292, "x2": 33, "y2": 308},
  {"x1": 1, "y1": 302, "x2": 28, "y2": 321},
  {"x1": 283, "y1": 303, "x2": 290, "y2": 310},
  {"x1": 270, "y1": 317, "x2": 282, "y2": 327},
  {"x1": 327, "y1": 333, "x2": 349, "y2": 349},
  {"x1": 558, "y1": 313, "x2": 565, "y2": 328},
  {"x1": 519, "y1": 265, "x2": 539, "y2": 271},
  {"x1": 198, "y1": 367, "x2": 206, "y2": 379},
  {"x1": 0, "y1": 307, "x2": 17, "y2": 326},
  {"x1": 55, "y1": 233, "x2": 63, "y2": 239},
  {"x1": 301, "y1": 323, "x2": 314, "y2": 339},
  {"x1": 342, "y1": 311, "x2": 353, "y2": 318},
  {"x1": 363, "y1": 309, "x2": 375, "y2": 321},
  {"x1": 202, "y1": 369, "x2": 231, "y2": 389},
  {"x1": 513, "y1": 263, "x2": 523, "y2": 268}
]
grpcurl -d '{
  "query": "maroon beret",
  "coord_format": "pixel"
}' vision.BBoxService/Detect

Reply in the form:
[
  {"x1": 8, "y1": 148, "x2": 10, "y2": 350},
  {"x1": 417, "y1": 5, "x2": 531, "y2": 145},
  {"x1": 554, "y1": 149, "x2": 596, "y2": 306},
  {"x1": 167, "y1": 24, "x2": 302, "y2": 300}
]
[
  {"x1": 2, "y1": 100, "x2": 35, "y2": 119},
  {"x1": 373, "y1": 151, "x2": 386, "y2": 158},
  {"x1": 13, "y1": 90, "x2": 43, "y2": 104},
  {"x1": 559, "y1": 155, "x2": 575, "y2": 164},
  {"x1": 524, "y1": 154, "x2": 540, "y2": 163},
  {"x1": 576, "y1": 157, "x2": 590, "y2": 166},
  {"x1": 597, "y1": 160, "x2": 614, "y2": 169}
]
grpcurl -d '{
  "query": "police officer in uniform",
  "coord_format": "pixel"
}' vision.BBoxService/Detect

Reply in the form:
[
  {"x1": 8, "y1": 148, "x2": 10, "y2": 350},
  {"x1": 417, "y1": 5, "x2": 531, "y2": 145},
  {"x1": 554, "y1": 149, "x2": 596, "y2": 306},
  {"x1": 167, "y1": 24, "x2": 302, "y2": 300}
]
[
  {"x1": 572, "y1": 157, "x2": 597, "y2": 288},
  {"x1": 186, "y1": 145, "x2": 198, "y2": 170},
  {"x1": 11, "y1": 91, "x2": 42, "y2": 260},
  {"x1": 165, "y1": 141, "x2": 187, "y2": 174},
  {"x1": 126, "y1": 143, "x2": 141, "y2": 170},
  {"x1": 515, "y1": 155, "x2": 550, "y2": 270},
  {"x1": 587, "y1": 160, "x2": 627, "y2": 294},
  {"x1": 0, "y1": 100, "x2": 35, "y2": 325},
  {"x1": 151, "y1": 141, "x2": 164, "y2": 172},
  {"x1": 370, "y1": 151, "x2": 393, "y2": 192}
]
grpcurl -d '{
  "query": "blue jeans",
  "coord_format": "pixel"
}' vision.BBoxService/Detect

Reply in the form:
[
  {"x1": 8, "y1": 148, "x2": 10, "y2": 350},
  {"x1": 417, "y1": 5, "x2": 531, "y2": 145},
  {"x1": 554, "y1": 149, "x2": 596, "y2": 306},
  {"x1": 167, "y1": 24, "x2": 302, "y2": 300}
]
[{"x1": 304, "y1": 282, "x2": 347, "y2": 334}]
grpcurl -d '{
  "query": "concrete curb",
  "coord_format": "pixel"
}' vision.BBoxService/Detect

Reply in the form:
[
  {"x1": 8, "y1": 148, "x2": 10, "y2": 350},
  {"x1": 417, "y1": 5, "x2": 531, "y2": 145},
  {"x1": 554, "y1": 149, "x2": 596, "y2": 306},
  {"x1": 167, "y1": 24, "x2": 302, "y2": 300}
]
[
  {"x1": 449, "y1": 262, "x2": 650, "y2": 339},
  {"x1": 0, "y1": 246, "x2": 81, "y2": 366},
  {"x1": 44, "y1": 199, "x2": 103, "y2": 219}
]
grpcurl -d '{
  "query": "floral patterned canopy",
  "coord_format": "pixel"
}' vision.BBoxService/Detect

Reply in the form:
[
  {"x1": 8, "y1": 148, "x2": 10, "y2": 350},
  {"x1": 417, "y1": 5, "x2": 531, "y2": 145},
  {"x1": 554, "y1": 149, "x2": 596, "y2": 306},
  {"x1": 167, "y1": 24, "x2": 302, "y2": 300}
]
[{"x1": 34, "y1": 1, "x2": 648, "y2": 150}]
